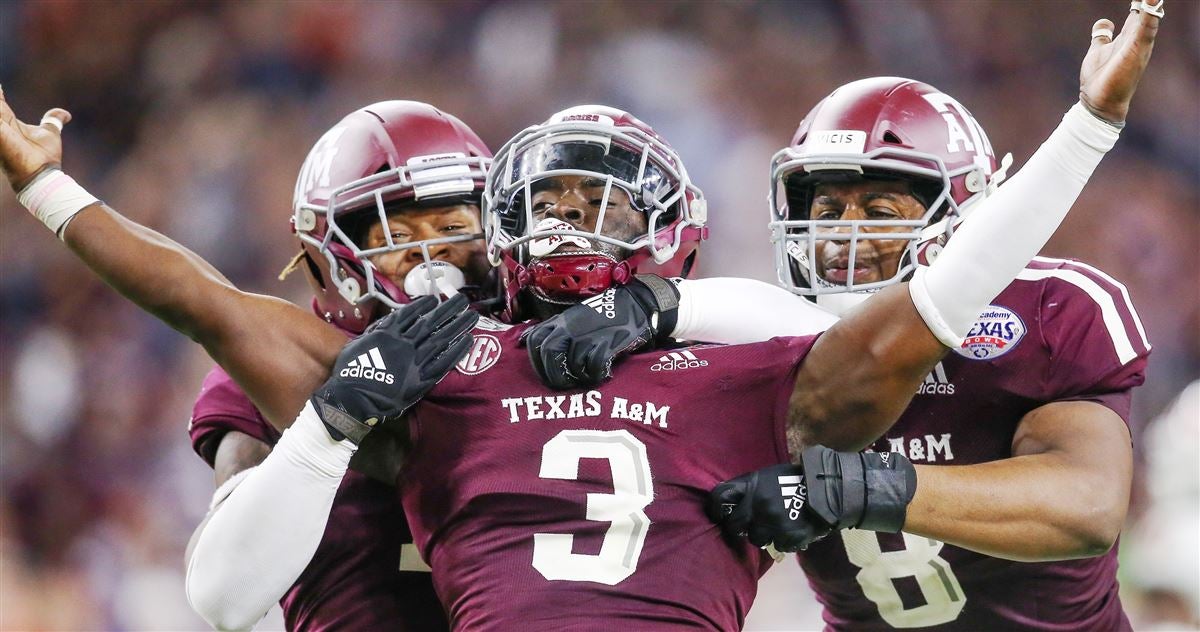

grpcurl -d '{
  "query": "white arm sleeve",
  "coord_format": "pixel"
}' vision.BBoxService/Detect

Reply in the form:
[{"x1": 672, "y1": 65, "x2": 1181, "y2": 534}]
[
  {"x1": 185, "y1": 402, "x2": 356, "y2": 631},
  {"x1": 910, "y1": 102, "x2": 1121, "y2": 347},
  {"x1": 671, "y1": 277, "x2": 839, "y2": 344}
]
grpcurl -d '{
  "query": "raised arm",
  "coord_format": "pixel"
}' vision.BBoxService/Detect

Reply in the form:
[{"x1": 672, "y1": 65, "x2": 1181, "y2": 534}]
[
  {"x1": 0, "y1": 88, "x2": 343, "y2": 429},
  {"x1": 787, "y1": 2, "x2": 1161, "y2": 454}
]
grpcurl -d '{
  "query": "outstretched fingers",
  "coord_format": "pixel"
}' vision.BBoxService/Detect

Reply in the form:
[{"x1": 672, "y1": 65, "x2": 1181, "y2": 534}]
[
  {"x1": 368, "y1": 295, "x2": 438, "y2": 338},
  {"x1": 1126, "y1": 0, "x2": 1163, "y2": 53},
  {"x1": 416, "y1": 307, "x2": 478, "y2": 368},
  {"x1": 421, "y1": 330, "x2": 475, "y2": 382}
]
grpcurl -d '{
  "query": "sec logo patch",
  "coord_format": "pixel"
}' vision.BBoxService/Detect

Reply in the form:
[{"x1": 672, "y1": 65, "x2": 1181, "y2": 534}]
[
  {"x1": 457, "y1": 333, "x2": 502, "y2": 375},
  {"x1": 954, "y1": 305, "x2": 1026, "y2": 360}
]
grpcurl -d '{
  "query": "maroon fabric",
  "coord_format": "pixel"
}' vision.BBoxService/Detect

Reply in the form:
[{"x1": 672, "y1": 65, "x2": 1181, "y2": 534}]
[
  {"x1": 401, "y1": 321, "x2": 818, "y2": 630},
  {"x1": 187, "y1": 365, "x2": 448, "y2": 631},
  {"x1": 798, "y1": 259, "x2": 1150, "y2": 631},
  {"x1": 188, "y1": 366, "x2": 280, "y2": 467}
]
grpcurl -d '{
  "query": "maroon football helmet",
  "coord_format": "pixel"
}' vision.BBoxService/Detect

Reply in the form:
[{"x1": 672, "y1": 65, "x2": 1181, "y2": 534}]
[
  {"x1": 483, "y1": 105, "x2": 707, "y2": 319},
  {"x1": 291, "y1": 101, "x2": 492, "y2": 332},
  {"x1": 769, "y1": 77, "x2": 1012, "y2": 306}
]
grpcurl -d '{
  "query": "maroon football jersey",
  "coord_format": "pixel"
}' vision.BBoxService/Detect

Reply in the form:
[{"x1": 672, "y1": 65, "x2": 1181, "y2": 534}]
[
  {"x1": 401, "y1": 317, "x2": 819, "y2": 630},
  {"x1": 189, "y1": 366, "x2": 448, "y2": 631},
  {"x1": 798, "y1": 258, "x2": 1151, "y2": 631}
]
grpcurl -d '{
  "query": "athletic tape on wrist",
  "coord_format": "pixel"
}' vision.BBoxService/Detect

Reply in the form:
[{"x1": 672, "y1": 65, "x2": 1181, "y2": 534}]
[{"x1": 16, "y1": 168, "x2": 100, "y2": 239}]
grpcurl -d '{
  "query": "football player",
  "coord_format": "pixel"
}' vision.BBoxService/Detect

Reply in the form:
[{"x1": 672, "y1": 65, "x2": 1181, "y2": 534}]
[
  {"x1": 183, "y1": 101, "x2": 492, "y2": 629},
  {"x1": 723, "y1": 71, "x2": 1148, "y2": 629},
  {"x1": 523, "y1": 5, "x2": 1160, "y2": 630},
  {"x1": 726, "y1": 74, "x2": 1150, "y2": 631},
  {"x1": 0, "y1": 2, "x2": 1159, "y2": 628}
]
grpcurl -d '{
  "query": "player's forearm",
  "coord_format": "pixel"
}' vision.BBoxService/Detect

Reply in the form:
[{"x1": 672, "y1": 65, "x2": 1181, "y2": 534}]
[
  {"x1": 186, "y1": 402, "x2": 355, "y2": 629},
  {"x1": 62, "y1": 202, "x2": 344, "y2": 431},
  {"x1": 61, "y1": 203, "x2": 240, "y2": 341},
  {"x1": 903, "y1": 457, "x2": 1126, "y2": 561},
  {"x1": 788, "y1": 284, "x2": 944, "y2": 454}
]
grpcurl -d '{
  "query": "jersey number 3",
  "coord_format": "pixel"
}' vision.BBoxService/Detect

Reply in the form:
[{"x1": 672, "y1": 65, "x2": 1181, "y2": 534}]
[{"x1": 533, "y1": 430, "x2": 654, "y2": 585}]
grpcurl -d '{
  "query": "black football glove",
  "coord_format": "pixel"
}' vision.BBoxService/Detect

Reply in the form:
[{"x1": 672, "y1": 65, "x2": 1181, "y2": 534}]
[
  {"x1": 707, "y1": 463, "x2": 834, "y2": 553},
  {"x1": 708, "y1": 445, "x2": 917, "y2": 553},
  {"x1": 523, "y1": 274, "x2": 680, "y2": 390},
  {"x1": 310, "y1": 293, "x2": 478, "y2": 444}
]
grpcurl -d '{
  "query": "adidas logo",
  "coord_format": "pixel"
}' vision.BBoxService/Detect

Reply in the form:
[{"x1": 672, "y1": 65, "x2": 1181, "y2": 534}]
[
  {"x1": 778, "y1": 474, "x2": 807, "y2": 521},
  {"x1": 917, "y1": 361, "x2": 955, "y2": 395},
  {"x1": 581, "y1": 289, "x2": 617, "y2": 320},
  {"x1": 651, "y1": 350, "x2": 708, "y2": 372},
  {"x1": 340, "y1": 347, "x2": 396, "y2": 385}
]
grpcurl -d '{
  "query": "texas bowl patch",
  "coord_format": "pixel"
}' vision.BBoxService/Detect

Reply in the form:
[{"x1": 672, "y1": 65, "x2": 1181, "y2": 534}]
[{"x1": 954, "y1": 305, "x2": 1026, "y2": 360}]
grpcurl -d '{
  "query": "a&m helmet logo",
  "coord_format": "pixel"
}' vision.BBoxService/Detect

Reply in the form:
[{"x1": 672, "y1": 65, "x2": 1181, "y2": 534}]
[
  {"x1": 457, "y1": 333, "x2": 502, "y2": 375},
  {"x1": 955, "y1": 305, "x2": 1026, "y2": 360}
]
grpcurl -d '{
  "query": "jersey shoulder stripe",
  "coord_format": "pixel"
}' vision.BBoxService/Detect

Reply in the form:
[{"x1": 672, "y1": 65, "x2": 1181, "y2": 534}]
[
  {"x1": 1030, "y1": 256, "x2": 1150, "y2": 349},
  {"x1": 1016, "y1": 258, "x2": 1148, "y2": 365}
]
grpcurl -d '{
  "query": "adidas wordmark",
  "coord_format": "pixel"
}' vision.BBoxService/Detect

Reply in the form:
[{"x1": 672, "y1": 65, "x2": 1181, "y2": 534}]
[
  {"x1": 341, "y1": 347, "x2": 396, "y2": 384},
  {"x1": 582, "y1": 289, "x2": 617, "y2": 320},
  {"x1": 650, "y1": 350, "x2": 708, "y2": 372},
  {"x1": 778, "y1": 474, "x2": 807, "y2": 521}
]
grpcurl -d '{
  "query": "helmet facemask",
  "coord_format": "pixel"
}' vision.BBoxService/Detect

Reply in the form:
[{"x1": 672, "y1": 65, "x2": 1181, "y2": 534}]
[
  {"x1": 485, "y1": 115, "x2": 705, "y2": 315},
  {"x1": 294, "y1": 153, "x2": 496, "y2": 323},
  {"x1": 769, "y1": 144, "x2": 998, "y2": 301}
]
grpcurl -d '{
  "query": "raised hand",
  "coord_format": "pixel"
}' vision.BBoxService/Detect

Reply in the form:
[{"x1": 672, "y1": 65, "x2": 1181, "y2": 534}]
[
  {"x1": 1080, "y1": 0, "x2": 1163, "y2": 124},
  {"x1": 311, "y1": 294, "x2": 478, "y2": 444},
  {"x1": 0, "y1": 85, "x2": 71, "y2": 191}
]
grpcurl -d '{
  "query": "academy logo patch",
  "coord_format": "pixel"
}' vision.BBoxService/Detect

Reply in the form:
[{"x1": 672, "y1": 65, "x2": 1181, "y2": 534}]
[
  {"x1": 457, "y1": 333, "x2": 502, "y2": 375},
  {"x1": 955, "y1": 305, "x2": 1026, "y2": 360}
]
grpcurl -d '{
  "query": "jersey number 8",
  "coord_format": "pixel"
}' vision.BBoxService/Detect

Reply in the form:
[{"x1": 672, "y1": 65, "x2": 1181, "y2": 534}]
[{"x1": 841, "y1": 529, "x2": 966, "y2": 627}]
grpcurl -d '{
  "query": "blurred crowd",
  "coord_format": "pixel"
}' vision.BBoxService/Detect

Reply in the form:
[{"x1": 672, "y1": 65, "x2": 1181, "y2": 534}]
[{"x1": 0, "y1": 1, "x2": 1196, "y2": 629}]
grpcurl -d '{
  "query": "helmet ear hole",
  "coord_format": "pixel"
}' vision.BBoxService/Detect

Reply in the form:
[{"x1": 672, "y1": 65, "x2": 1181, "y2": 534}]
[{"x1": 883, "y1": 130, "x2": 903, "y2": 144}]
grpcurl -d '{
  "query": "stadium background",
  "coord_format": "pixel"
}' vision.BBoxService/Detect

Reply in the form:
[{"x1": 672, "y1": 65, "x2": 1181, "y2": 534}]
[{"x1": 0, "y1": 1, "x2": 1196, "y2": 629}]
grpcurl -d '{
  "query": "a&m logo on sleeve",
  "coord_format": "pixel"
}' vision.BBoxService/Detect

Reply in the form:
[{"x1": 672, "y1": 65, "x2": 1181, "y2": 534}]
[{"x1": 955, "y1": 305, "x2": 1026, "y2": 360}]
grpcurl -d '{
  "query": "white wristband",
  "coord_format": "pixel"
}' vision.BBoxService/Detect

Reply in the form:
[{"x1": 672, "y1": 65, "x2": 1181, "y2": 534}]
[{"x1": 16, "y1": 168, "x2": 100, "y2": 239}]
